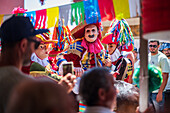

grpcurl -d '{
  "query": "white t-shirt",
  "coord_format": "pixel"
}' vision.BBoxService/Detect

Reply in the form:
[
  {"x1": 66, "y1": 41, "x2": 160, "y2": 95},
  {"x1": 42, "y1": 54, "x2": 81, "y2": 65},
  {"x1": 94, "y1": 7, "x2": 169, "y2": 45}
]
[
  {"x1": 165, "y1": 59, "x2": 170, "y2": 90},
  {"x1": 148, "y1": 51, "x2": 170, "y2": 92},
  {"x1": 148, "y1": 51, "x2": 169, "y2": 73}
]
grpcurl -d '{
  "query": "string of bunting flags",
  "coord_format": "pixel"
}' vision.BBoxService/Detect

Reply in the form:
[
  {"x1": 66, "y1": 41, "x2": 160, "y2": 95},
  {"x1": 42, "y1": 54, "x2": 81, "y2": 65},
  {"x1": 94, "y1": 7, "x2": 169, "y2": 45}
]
[
  {"x1": 0, "y1": 0, "x2": 140, "y2": 55},
  {"x1": 0, "y1": 0, "x2": 140, "y2": 28}
]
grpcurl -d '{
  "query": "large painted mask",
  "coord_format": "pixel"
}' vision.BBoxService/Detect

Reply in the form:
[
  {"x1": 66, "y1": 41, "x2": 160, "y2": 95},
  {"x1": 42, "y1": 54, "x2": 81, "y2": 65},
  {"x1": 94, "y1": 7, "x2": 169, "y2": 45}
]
[
  {"x1": 84, "y1": 24, "x2": 99, "y2": 43},
  {"x1": 35, "y1": 43, "x2": 48, "y2": 60}
]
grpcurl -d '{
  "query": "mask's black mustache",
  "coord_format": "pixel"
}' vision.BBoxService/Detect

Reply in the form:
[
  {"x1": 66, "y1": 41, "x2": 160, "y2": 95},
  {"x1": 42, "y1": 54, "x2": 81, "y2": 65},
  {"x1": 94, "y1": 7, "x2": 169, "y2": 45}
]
[{"x1": 88, "y1": 34, "x2": 94, "y2": 38}]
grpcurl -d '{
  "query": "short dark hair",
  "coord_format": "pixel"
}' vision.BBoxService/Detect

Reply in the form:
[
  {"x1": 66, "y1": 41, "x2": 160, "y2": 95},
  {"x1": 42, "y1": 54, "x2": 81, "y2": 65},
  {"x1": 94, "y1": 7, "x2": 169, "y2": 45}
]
[
  {"x1": 149, "y1": 40, "x2": 160, "y2": 45},
  {"x1": 79, "y1": 67, "x2": 112, "y2": 106},
  {"x1": 114, "y1": 80, "x2": 139, "y2": 113}
]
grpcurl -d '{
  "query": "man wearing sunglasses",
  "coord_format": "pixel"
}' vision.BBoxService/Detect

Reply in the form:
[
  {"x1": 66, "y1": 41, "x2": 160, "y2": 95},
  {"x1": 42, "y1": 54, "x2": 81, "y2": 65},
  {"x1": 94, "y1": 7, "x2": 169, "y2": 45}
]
[
  {"x1": 0, "y1": 15, "x2": 49, "y2": 113},
  {"x1": 148, "y1": 40, "x2": 169, "y2": 113},
  {"x1": 0, "y1": 16, "x2": 76, "y2": 113}
]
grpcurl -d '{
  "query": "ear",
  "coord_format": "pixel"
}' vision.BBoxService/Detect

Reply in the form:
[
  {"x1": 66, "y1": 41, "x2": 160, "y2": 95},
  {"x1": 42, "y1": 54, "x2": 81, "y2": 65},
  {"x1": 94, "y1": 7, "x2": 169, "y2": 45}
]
[
  {"x1": 19, "y1": 38, "x2": 28, "y2": 53},
  {"x1": 98, "y1": 88, "x2": 106, "y2": 101}
]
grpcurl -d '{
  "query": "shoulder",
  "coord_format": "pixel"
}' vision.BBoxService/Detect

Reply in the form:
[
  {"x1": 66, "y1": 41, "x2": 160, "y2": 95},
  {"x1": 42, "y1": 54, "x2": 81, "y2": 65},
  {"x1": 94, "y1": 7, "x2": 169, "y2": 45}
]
[
  {"x1": 158, "y1": 51, "x2": 168, "y2": 60},
  {"x1": 0, "y1": 66, "x2": 33, "y2": 80},
  {"x1": 127, "y1": 52, "x2": 134, "y2": 58},
  {"x1": 68, "y1": 41, "x2": 84, "y2": 52},
  {"x1": 70, "y1": 41, "x2": 82, "y2": 47},
  {"x1": 124, "y1": 52, "x2": 134, "y2": 62},
  {"x1": 148, "y1": 52, "x2": 151, "y2": 57},
  {"x1": 67, "y1": 40, "x2": 84, "y2": 57}
]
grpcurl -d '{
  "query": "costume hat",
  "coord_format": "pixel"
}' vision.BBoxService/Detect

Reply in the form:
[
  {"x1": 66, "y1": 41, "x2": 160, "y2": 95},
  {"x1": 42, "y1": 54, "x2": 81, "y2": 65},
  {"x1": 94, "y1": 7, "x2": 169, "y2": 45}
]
[
  {"x1": 101, "y1": 18, "x2": 134, "y2": 52},
  {"x1": 36, "y1": 32, "x2": 58, "y2": 44},
  {"x1": 71, "y1": 5, "x2": 102, "y2": 40},
  {"x1": 159, "y1": 42, "x2": 170, "y2": 51},
  {"x1": 0, "y1": 15, "x2": 49, "y2": 43}
]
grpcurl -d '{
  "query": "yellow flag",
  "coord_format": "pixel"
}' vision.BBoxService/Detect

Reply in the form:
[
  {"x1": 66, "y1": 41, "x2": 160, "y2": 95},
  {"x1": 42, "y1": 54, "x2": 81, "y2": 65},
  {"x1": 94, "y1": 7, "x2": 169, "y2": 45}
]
[
  {"x1": 112, "y1": 0, "x2": 130, "y2": 19},
  {"x1": 47, "y1": 7, "x2": 59, "y2": 28},
  {"x1": 0, "y1": 14, "x2": 4, "y2": 26}
]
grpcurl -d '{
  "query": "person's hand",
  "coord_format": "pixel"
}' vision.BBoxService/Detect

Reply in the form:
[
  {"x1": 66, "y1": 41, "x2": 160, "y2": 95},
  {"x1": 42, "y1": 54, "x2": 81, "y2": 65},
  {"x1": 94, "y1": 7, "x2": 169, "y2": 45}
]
[
  {"x1": 58, "y1": 73, "x2": 76, "y2": 93},
  {"x1": 111, "y1": 71, "x2": 119, "y2": 78},
  {"x1": 156, "y1": 92, "x2": 163, "y2": 102},
  {"x1": 104, "y1": 58, "x2": 112, "y2": 67},
  {"x1": 74, "y1": 67, "x2": 84, "y2": 77}
]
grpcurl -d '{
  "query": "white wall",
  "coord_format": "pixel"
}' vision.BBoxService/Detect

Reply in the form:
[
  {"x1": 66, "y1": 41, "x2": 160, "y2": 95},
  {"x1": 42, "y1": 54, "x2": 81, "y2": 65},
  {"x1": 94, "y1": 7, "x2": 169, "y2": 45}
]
[{"x1": 24, "y1": 0, "x2": 73, "y2": 11}]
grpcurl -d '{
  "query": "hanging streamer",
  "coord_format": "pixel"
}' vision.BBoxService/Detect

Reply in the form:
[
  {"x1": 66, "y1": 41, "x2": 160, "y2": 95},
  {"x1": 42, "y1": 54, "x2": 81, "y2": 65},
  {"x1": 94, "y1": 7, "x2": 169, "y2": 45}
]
[
  {"x1": 71, "y1": 1, "x2": 85, "y2": 25},
  {"x1": 47, "y1": 7, "x2": 59, "y2": 28},
  {"x1": 83, "y1": 0, "x2": 101, "y2": 24},
  {"x1": 112, "y1": 0, "x2": 130, "y2": 19},
  {"x1": 98, "y1": 0, "x2": 115, "y2": 21},
  {"x1": 0, "y1": 14, "x2": 4, "y2": 25},
  {"x1": 59, "y1": 4, "x2": 71, "y2": 26},
  {"x1": 35, "y1": 9, "x2": 47, "y2": 29},
  {"x1": 26, "y1": 11, "x2": 36, "y2": 26}
]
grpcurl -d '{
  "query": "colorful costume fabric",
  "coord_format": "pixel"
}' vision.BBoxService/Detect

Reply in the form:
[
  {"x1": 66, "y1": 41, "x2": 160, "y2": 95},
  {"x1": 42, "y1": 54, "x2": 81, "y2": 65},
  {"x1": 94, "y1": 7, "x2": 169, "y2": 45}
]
[
  {"x1": 56, "y1": 5, "x2": 110, "y2": 71},
  {"x1": 31, "y1": 53, "x2": 49, "y2": 67},
  {"x1": 111, "y1": 51, "x2": 133, "y2": 82},
  {"x1": 57, "y1": 38, "x2": 109, "y2": 71}
]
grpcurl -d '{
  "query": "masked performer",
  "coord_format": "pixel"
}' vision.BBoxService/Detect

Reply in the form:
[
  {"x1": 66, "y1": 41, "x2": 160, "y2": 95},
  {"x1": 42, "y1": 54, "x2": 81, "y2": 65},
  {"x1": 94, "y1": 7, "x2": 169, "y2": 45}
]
[
  {"x1": 56, "y1": 9, "x2": 111, "y2": 77},
  {"x1": 102, "y1": 18, "x2": 135, "y2": 83}
]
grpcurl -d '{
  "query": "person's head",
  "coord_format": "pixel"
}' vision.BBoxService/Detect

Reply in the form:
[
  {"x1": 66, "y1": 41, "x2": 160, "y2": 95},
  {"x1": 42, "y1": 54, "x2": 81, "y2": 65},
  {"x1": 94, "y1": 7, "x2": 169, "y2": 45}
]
[
  {"x1": 162, "y1": 48, "x2": 170, "y2": 57},
  {"x1": 79, "y1": 67, "x2": 117, "y2": 109},
  {"x1": 114, "y1": 80, "x2": 139, "y2": 113},
  {"x1": 84, "y1": 24, "x2": 99, "y2": 43},
  {"x1": 35, "y1": 43, "x2": 48, "y2": 60},
  {"x1": 160, "y1": 43, "x2": 170, "y2": 58},
  {"x1": 149, "y1": 40, "x2": 160, "y2": 54},
  {"x1": 107, "y1": 43, "x2": 117, "y2": 55},
  {"x1": 6, "y1": 79, "x2": 76, "y2": 113},
  {"x1": 0, "y1": 15, "x2": 49, "y2": 65},
  {"x1": 132, "y1": 47, "x2": 138, "y2": 59}
]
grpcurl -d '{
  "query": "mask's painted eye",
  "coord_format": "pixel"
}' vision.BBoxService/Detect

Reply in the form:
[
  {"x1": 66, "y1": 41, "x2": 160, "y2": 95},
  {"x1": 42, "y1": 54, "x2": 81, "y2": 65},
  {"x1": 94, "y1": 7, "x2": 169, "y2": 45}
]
[
  {"x1": 92, "y1": 29, "x2": 95, "y2": 32},
  {"x1": 86, "y1": 30, "x2": 90, "y2": 33}
]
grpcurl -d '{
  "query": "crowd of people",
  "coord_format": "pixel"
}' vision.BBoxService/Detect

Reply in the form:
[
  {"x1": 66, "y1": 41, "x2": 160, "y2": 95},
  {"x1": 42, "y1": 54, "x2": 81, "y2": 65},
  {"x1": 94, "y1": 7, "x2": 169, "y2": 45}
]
[{"x1": 0, "y1": 12, "x2": 169, "y2": 113}]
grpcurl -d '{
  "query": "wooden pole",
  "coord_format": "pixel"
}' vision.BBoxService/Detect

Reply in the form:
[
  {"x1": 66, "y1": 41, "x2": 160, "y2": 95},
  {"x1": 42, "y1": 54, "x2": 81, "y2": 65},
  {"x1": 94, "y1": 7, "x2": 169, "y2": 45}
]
[{"x1": 139, "y1": 0, "x2": 149, "y2": 112}]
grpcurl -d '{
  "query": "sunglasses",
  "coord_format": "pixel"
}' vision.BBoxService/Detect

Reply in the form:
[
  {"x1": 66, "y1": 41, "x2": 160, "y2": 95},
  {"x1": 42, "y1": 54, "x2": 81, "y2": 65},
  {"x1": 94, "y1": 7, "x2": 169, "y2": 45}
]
[
  {"x1": 27, "y1": 38, "x2": 41, "y2": 49},
  {"x1": 149, "y1": 45, "x2": 157, "y2": 48}
]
